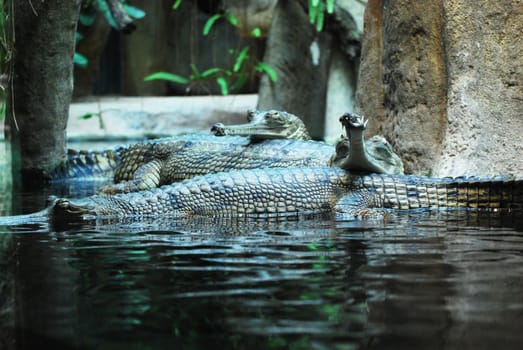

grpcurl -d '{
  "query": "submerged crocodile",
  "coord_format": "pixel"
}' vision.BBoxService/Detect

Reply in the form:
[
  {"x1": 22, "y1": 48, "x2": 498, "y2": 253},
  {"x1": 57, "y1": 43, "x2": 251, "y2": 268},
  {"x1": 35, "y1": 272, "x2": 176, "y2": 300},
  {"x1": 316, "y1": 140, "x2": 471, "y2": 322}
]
[
  {"x1": 39, "y1": 167, "x2": 523, "y2": 226},
  {"x1": 100, "y1": 110, "x2": 403, "y2": 193},
  {"x1": 1, "y1": 135, "x2": 520, "y2": 225}
]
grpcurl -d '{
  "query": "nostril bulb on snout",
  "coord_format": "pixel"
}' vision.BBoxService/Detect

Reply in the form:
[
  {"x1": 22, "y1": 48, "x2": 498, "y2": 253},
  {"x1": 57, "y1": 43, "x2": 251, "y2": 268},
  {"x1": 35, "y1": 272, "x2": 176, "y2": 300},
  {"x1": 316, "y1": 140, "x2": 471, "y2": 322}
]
[{"x1": 211, "y1": 123, "x2": 225, "y2": 135}]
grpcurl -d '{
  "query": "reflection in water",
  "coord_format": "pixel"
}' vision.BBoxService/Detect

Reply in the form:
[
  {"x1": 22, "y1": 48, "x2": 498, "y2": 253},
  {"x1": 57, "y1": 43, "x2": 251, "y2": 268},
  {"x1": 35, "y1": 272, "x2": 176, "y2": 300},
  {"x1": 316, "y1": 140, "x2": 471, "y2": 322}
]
[{"x1": 1, "y1": 206, "x2": 522, "y2": 349}]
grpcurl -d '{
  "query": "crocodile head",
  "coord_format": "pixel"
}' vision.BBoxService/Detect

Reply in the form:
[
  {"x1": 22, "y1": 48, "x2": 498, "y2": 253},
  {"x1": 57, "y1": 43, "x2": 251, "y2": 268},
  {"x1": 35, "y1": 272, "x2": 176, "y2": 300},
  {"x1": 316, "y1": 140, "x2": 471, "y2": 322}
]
[
  {"x1": 331, "y1": 112, "x2": 404, "y2": 175},
  {"x1": 211, "y1": 109, "x2": 311, "y2": 141},
  {"x1": 50, "y1": 197, "x2": 96, "y2": 222}
]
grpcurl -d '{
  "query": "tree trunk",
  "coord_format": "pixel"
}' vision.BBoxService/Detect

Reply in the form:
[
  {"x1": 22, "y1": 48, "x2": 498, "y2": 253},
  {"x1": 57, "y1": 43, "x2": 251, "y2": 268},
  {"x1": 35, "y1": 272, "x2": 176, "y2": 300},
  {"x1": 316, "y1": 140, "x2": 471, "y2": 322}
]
[
  {"x1": 257, "y1": 0, "x2": 332, "y2": 140},
  {"x1": 356, "y1": 0, "x2": 523, "y2": 176},
  {"x1": 5, "y1": 0, "x2": 81, "y2": 186}
]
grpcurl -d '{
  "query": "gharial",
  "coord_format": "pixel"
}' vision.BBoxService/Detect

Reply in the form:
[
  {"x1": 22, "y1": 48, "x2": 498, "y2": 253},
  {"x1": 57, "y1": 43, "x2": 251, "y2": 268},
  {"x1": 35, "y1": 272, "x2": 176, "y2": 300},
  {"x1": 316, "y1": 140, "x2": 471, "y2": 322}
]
[
  {"x1": 12, "y1": 160, "x2": 523, "y2": 227},
  {"x1": 90, "y1": 109, "x2": 403, "y2": 194},
  {"x1": 49, "y1": 109, "x2": 315, "y2": 181}
]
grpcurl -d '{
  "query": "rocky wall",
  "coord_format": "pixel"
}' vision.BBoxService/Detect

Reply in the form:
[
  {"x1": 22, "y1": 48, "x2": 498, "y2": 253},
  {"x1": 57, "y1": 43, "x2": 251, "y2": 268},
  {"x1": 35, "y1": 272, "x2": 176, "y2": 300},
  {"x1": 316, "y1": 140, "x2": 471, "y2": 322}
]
[{"x1": 356, "y1": 0, "x2": 523, "y2": 176}]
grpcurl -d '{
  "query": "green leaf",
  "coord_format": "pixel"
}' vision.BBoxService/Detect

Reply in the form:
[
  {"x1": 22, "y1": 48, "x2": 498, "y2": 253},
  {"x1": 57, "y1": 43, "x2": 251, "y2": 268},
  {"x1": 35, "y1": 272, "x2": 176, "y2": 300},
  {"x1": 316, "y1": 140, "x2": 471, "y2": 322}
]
[
  {"x1": 79, "y1": 13, "x2": 96, "y2": 26},
  {"x1": 172, "y1": 0, "x2": 183, "y2": 10},
  {"x1": 75, "y1": 32, "x2": 84, "y2": 42},
  {"x1": 250, "y1": 27, "x2": 262, "y2": 37},
  {"x1": 233, "y1": 46, "x2": 250, "y2": 73},
  {"x1": 74, "y1": 52, "x2": 88, "y2": 68},
  {"x1": 308, "y1": 0, "x2": 318, "y2": 24},
  {"x1": 326, "y1": 0, "x2": 334, "y2": 13},
  {"x1": 224, "y1": 11, "x2": 238, "y2": 26},
  {"x1": 201, "y1": 67, "x2": 222, "y2": 78},
  {"x1": 79, "y1": 112, "x2": 99, "y2": 120},
  {"x1": 0, "y1": 104, "x2": 6, "y2": 121},
  {"x1": 144, "y1": 72, "x2": 189, "y2": 84},
  {"x1": 203, "y1": 14, "x2": 222, "y2": 36},
  {"x1": 95, "y1": 0, "x2": 118, "y2": 29},
  {"x1": 311, "y1": 0, "x2": 320, "y2": 6},
  {"x1": 255, "y1": 62, "x2": 278, "y2": 82},
  {"x1": 230, "y1": 72, "x2": 248, "y2": 92},
  {"x1": 123, "y1": 4, "x2": 146, "y2": 19},
  {"x1": 216, "y1": 76, "x2": 229, "y2": 95},
  {"x1": 189, "y1": 64, "x2": 202, "y2": 79},
  {"x1": 315, "y1": 1, "x2": 325, "y2": 31}
]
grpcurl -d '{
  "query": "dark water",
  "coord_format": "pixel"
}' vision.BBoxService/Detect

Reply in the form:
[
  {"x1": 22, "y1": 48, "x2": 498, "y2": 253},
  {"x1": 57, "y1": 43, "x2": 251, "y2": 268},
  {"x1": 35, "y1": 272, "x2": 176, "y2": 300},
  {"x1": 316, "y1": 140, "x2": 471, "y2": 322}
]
[
  {"x1": 1, "y1": 138, "x2": 523, "y2": 349},
  {"x1": 1, "y1": 183, "x2": 523, "y2": 350}
]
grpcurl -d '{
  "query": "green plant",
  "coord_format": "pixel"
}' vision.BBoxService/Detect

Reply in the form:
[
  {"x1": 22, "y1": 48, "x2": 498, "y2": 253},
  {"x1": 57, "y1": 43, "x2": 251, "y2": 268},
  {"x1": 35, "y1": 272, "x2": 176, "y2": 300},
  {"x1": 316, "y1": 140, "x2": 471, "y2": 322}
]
[
  {"x1": 74, "y1": 32, "x2": 88, "y2": 68},
  {"x1": 75, "y1": 0, "x2": 145, "y2": 68},
  {"x1": 144, "y1": 0, "x2": 277, "y2": 96},
  {"x1": 79, "y1": 111, "x2": 105, "y2": 129},
  {"x1": 308, "y1": 0, "x2": 335, "y2": 32}
]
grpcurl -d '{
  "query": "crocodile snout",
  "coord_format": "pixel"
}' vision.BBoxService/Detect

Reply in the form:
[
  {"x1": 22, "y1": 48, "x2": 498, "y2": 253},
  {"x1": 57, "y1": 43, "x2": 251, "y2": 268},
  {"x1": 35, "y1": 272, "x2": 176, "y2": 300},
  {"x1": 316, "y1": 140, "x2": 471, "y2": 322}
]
[{"x1": 211, "y1": 123, "x2": 226, "y2": 136}]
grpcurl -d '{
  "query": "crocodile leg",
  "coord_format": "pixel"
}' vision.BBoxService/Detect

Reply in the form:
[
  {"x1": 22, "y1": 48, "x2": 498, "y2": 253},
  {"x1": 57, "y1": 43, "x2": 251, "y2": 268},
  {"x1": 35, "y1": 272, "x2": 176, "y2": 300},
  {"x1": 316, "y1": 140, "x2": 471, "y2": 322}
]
[{"x1": 100, "y1": 159, "x2": 164, "y2": 194}]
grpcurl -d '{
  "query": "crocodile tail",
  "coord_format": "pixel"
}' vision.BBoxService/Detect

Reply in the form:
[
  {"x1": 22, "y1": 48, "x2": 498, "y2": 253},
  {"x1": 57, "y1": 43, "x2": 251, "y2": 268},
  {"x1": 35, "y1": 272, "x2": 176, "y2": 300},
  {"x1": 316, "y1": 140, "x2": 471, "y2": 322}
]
[
  {"x1": 440, "y1": 176, "x2": 523, "y2": 210},
  {"x1": 49, "y1": 146, "x2": 126, "y2": 180},
  {"x1": 368, "y1": 174, "x2": 523, "y2": 210}
]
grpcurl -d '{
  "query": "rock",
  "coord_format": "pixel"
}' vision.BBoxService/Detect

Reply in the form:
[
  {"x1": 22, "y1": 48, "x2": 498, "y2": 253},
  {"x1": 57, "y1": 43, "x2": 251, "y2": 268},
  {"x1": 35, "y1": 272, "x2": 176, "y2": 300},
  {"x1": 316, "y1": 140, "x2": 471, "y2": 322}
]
[{"x1": 355, "y1": 0, "x2": 523, "y2": 176}]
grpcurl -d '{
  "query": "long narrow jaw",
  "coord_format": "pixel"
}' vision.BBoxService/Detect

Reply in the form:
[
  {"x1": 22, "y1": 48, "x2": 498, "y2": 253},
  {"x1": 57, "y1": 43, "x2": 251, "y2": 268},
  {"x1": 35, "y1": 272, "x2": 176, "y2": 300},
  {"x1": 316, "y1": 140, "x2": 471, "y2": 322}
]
[
  {"x1": 211, "y1": 122, "x2": 289, "y2": 139},
  {"x1": 211, "y1": 109, "x2": 310, "y2": 140},
  {"x1": 339, "y1": 112, "x2": 368, "y2": 136},
  {"x1": 334, "y1": 112, "x2": 391, "y2": 174}
]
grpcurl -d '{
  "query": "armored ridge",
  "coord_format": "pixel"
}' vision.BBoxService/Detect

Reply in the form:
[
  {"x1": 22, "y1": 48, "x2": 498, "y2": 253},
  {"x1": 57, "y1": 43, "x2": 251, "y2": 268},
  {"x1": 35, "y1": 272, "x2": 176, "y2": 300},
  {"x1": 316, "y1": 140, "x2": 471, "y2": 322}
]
[
  {"x1": 103, "y1": 109, "x2": 319, "y2": 193},
  {"x1": 49, "y1": 146, "x2": 126, "y2": 180},
  {"x1": 47, "y1": 133, "x2": 239, "y2": 181},
  {"x1": 50, "y1": 167, "x2": 523, "y2": 223}
]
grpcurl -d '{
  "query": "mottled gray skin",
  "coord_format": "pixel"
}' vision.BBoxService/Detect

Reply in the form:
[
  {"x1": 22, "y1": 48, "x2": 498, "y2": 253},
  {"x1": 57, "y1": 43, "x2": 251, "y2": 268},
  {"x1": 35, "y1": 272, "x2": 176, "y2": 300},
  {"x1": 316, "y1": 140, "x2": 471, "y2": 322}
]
[
  {"x1": 52, "y1": 167, "x2": 523, "y2": 222},
  {"x1": 103, "y1": 137, "x2": 334, "y2": 194},
  {"x1": 104, "y1": 110, "x2": 315, "y2": 193}
]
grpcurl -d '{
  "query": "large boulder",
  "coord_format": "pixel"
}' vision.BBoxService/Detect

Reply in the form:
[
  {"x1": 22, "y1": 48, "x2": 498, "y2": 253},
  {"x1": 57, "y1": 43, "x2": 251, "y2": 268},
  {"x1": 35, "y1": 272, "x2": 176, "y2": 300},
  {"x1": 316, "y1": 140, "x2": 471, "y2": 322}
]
[{"x1": 356, "y1": 0, "x2": 523, "y2": 176}]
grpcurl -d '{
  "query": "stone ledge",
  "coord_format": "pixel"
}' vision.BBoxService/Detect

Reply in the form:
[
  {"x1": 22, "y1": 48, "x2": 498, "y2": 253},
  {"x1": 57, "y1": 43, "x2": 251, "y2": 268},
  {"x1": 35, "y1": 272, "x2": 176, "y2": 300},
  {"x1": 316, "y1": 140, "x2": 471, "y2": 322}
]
[
  {"x1": 68, "y1": 94, "x2": 258, "y2": 139},
  {"x1": 1, "y1": 94, "x2": 258, "y2": 140}
]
